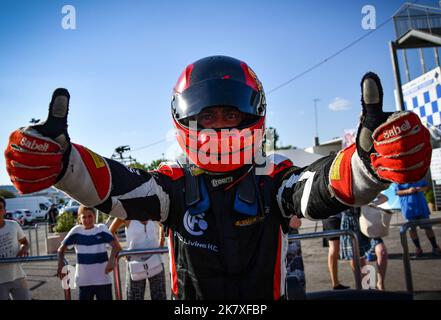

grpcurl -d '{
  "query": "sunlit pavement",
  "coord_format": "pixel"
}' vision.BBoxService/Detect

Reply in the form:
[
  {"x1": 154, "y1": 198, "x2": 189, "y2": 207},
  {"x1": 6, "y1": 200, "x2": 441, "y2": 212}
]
[{"x1": 300, "y1": 211, "x2": 441, "y2": 297}]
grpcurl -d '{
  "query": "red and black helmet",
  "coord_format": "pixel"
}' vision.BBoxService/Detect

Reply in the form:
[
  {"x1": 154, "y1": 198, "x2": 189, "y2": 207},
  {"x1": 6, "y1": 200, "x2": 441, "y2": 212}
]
[{"x1": 171, "y1": 56, "x2": 267, "y2": 172}]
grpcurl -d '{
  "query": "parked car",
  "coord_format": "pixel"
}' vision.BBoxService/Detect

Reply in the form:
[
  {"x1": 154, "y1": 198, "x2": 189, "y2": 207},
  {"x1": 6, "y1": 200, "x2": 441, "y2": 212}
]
[
  {"x1": 5, "y1": 210, "x2": 25, "y2": 226},
  {"x1": 65, "y1": 199, "x2": 81, "y2": 208},
  {"x1": 14, "y1": 209, "x2": 35, "y2": 225},
  {"x1": 4, "y1": 210, "x2": 13, "y2": 220},
  {"x1": 5, "y1": 196, "x2": 52, "y2": 220}
]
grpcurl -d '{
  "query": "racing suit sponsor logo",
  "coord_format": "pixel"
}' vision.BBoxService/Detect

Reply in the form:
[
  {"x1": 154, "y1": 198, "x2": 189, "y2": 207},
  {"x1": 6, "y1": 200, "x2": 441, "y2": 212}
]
[
  {"x1": 234, "y1": 215, "x2": 265, "y2": 227},
  {"x1": 183, "y1": 211, "x2": 208, "y2": 236},
  {"x1": 383, "y1": 120, "x2": 411, "y2": 139},
  {"x1": 175, "y1": 231, "x2": 218, "y2": 252},
  {"x1": 84, "y1": 147, "x2": 106, "y2": 168},
  {"x1": 20, "y1": 137, "x2": 49, "y2": 152},
  {"x1": 330, "y1": 152, "x2": 344, "y2": 180},
  {"x1": 211, "y1": 176, "x2": 233, "y2": 188}
]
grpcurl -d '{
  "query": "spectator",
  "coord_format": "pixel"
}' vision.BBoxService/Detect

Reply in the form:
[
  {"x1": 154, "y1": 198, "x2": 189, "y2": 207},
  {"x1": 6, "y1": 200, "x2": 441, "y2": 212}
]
[
  {"x1": 57, "y1": 205, "x2": 121, "y2": 300},
  {"x1": 340, "y1": 207, "x2": 369, "y2": 277},
  {"x1": 285, "y1": 216, "x2": 306, "y2": 298},
  {"x1": 109, "y1": 218, "x2": 166, "y2": 300},
  {"x1": 0, "y1": 196, "x2": 31, "y2": 300},
  {"x1": 395, "y1": 180, "x2": 441, "y2": 257},
  {"x1": 361, "y1": 193, "x2": 389, "y2": 290},
  {"x1": 322, "y1": 214, "x2": 350, "y2": 290},
  {"x1": 48, "y1": 204, "x2": 58, "y2": 233},
  {"x1": 367, "y1": 238, "x2": 388, "y2": 290}
]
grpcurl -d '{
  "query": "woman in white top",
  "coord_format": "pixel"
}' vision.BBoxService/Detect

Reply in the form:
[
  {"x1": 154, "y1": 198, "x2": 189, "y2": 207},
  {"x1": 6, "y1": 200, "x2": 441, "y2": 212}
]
[{"x1": 110, "y1": 218, "x2": 166, "y2": 300}]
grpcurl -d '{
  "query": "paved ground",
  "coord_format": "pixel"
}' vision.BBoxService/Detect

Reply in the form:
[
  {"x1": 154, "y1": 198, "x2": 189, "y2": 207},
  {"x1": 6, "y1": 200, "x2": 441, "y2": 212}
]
[
  {"x1": 15, "y1": 212, "x2": 441, "y2": 300},
  {"x1": 299, "y1": 211, "x2": 441, "y2": 296}
]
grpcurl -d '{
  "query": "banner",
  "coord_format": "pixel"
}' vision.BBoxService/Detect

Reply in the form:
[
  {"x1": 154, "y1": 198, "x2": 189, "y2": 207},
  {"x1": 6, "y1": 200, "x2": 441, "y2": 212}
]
[{"x1": 396, "y1": 67, "x2": 441, "y2": 127}]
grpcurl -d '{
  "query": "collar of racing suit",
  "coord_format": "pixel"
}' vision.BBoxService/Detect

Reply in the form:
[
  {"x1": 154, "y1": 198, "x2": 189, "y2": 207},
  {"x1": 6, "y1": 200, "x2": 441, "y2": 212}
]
[{"x1": 182, "y1": 164, "x2": 263, "y2": 217}]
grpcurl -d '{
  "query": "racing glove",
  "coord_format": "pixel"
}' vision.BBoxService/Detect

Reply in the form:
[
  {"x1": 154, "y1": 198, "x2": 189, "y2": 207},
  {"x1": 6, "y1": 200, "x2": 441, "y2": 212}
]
[
  {"x1": 329, "y1": 72, "x2": 431, "y2": 206},
  {"x1": 4, "y1": 89, "x2": 71, "y2": 193},
  {"x1": 356, "y1": 72, "x2": 431, "y2": 183}
]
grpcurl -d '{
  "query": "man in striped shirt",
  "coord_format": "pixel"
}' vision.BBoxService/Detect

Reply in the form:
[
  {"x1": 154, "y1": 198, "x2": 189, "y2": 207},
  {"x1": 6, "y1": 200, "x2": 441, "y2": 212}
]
[{"x1": 57, "y1": 205, "x2": 121, "y2": 300}]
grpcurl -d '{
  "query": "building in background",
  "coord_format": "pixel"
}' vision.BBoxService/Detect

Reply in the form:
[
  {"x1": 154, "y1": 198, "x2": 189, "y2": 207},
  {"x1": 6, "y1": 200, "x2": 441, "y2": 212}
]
[
  {"x1": 304, "y1": 137, "x2": 342, "y2": 156},
  {"x1": 0, "y1": 185, "x2": 68, "y2": 204}
]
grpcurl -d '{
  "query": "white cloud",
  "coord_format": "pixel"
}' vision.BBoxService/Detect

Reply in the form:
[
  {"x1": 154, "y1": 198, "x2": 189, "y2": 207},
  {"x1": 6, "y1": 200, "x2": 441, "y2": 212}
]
[{"x1": 328, "y1": 97, "x2": 351, "y2": 111}]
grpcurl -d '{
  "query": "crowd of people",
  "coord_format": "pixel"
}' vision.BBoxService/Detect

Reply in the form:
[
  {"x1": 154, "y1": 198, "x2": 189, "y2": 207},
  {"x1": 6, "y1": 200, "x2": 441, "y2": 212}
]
[
  {"x1": 0, "y1": 197, "x2": 168, "y2": 300},
  {"x1": 56, "y1": 205, "x2": 168, "y2": 300},
  {"x1": 321, "y1": 180, "x2": 441, "y2": 292}
]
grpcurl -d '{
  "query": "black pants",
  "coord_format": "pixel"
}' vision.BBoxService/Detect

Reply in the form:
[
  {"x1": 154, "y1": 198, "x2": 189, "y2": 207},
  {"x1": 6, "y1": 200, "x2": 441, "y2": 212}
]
[{"x1": 79, "y1": 284, "x2": 112, "y2": 300}]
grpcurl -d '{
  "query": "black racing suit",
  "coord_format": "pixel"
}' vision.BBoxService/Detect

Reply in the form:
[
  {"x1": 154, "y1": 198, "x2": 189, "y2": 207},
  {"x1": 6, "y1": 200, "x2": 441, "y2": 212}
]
[{"x1": 55, "y1": 145, "x2": 368, "y2": 299}]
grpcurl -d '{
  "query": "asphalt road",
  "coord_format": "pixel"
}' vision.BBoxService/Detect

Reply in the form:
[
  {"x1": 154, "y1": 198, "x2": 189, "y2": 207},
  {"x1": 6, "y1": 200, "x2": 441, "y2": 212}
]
[{"x1": 300, "y1": 211, "x2": 441, "y2": 296}]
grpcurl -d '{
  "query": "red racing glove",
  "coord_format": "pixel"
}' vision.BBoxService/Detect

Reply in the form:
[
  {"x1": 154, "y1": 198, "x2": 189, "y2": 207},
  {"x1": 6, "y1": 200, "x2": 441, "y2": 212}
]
[
  {"x1": 356, "y1": 73, "x2": 431, "y2": 184},
  {"x1": 370, "y1": 112, "x2": 431, "y2": 183},
  {"x1": 4, "y1": 89, "x2": 71, "y2": 194}
]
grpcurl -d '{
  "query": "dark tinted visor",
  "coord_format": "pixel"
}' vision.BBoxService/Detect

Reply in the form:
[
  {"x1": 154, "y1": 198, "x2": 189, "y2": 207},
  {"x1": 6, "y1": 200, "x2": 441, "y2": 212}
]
[{"x1": 172, "y1": 79, "x2": 264, "y2": 120}]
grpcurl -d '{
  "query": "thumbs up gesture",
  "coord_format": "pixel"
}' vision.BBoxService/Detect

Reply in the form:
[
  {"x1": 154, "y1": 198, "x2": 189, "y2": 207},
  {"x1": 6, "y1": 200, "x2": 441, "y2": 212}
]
[
  {"x1": 356, "y1": 73, "x2": 431, "y2": 183},
  {"x1": 4, "y1": 89, "x2": 71, "y2": 193}
]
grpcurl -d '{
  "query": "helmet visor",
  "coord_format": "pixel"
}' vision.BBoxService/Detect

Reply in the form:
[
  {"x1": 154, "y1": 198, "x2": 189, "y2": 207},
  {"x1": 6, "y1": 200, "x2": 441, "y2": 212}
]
[{"x1": 172, "y1": 79, "x2": 265, "y2": 121}]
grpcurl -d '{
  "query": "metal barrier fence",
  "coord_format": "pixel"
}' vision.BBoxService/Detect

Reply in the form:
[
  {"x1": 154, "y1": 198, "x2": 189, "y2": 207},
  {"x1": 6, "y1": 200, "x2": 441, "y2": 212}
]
[
  {"x1": 0, "y1": 255, "x2": 71, "y2": 300},
  {"x1": 23, "y1": 222, "x2": 48, "y2": 256},
  {"x1": 39, "y1": 223, "x2": 49, "y2": 255},
  {"x1": 399, "y1": 217, "x2": 441, "y2": 293},
  {"x1": 113, "y1": 247, "x2": 169, "y2": 300},
  {"x1": 288, "y1": 229, "x2": 362, "y2": 290},
  {"x1": 3, "y1": 219, "x2": 439, "y2": 299}
]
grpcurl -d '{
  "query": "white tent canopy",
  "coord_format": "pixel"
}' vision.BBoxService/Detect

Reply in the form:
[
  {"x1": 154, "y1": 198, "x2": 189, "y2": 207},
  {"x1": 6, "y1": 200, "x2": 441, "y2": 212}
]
[{"x1": 269, "y1": 149, "x2": 325, "y2": 168}]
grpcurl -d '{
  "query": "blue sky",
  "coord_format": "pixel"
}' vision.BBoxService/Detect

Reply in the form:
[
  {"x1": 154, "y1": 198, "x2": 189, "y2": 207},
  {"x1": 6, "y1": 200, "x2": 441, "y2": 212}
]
[{"x1": 1, "y1": 0, "x2": 440, "y2": 185}]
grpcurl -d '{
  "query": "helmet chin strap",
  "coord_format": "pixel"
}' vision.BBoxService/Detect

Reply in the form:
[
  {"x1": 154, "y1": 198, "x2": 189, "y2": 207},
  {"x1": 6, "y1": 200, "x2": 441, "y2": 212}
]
[{"x1": 223, "y1": 165, "x2": 254, "y2": 191}]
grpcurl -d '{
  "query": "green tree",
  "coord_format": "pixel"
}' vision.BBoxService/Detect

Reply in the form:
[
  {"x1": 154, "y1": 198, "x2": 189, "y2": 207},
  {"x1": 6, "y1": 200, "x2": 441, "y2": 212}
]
[
  {"x1": 265, "y1": 127, "x2": 293, "y2": 151},
  {"x1": 0, "y1": 189, "x2": 16, "y2": 199},
  {"x1": 129, "y1": 161, "x2": 149, "y2": 171},
  {"x1": 277, "y1": 144, "x2": 293, "y2": 150},
  {"x1": 146, "y1": 158, "x2": 167, "y2": 171},
  {"x1": 424, "y1": 188, "x2": 435, "y2": 204},
  {"x1": 129, "y1": 158, "x2": 167, "y2": 172},
  {"x1": 54, "y1": 212, "x2": 76, "y2": 233},
  {"x1": 97, "y1": 211, "x2": 110, "y2": 223},
  {"x1": 266, "y1": 126, "x2": 279, "y2": 149}
]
